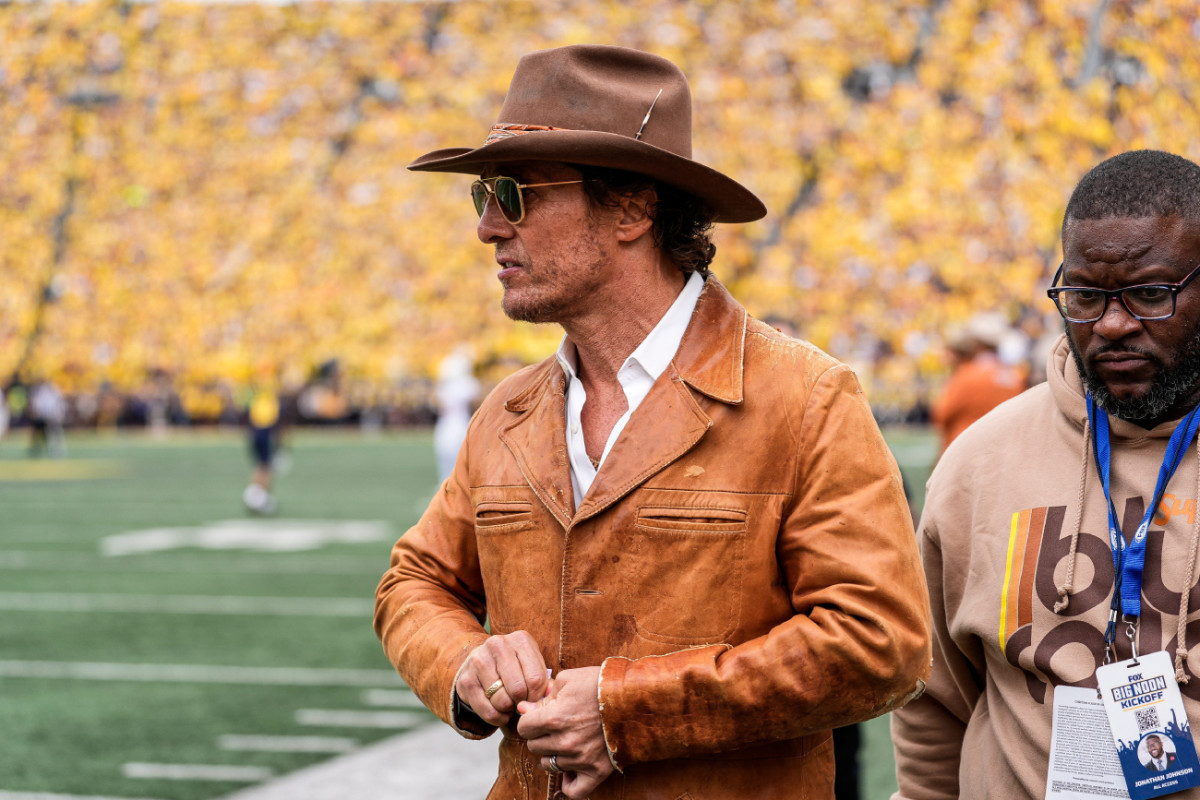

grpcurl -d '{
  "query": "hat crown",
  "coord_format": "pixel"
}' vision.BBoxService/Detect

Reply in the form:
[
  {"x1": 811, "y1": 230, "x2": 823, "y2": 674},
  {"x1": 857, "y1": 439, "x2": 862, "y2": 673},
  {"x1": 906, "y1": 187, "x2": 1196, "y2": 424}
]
[
  {"x1": 406, "y1": 44, "x2": 766, "y2": 223},
  {"x1": 496, "y1": 45, "x2": 692, "y2": 159}
]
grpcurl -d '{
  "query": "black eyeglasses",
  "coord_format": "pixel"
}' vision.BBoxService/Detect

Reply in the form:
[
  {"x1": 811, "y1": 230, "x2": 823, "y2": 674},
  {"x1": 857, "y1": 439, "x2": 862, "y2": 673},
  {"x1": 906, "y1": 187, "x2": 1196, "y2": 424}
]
[
  {"x1": 469, "y1": 176, "x2": 584, "y2": 225},
  {"x1": 1046, "y1": 261, "x2": 1200, "y2": 323}
]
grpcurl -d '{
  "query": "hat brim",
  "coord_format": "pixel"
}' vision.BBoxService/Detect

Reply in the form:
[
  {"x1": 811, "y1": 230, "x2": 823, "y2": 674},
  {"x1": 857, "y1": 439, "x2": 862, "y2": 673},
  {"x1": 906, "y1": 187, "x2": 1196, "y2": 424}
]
[{"x1": 407, "y1": 131, "x2": 766, "y2": 224}]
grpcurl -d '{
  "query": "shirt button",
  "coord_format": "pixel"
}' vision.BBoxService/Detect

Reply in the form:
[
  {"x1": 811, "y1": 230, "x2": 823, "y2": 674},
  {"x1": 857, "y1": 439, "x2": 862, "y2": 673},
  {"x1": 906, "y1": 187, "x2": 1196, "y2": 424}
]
[{"x1": 571, "y1": 423, "x2": 580, "y2": 435}]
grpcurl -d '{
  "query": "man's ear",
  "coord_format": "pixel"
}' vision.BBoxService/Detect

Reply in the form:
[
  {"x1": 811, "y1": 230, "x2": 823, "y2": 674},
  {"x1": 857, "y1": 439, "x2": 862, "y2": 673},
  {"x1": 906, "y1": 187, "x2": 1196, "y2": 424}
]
[{"x1": 614, "y1": 189, "x2": 657, "y2": 243}]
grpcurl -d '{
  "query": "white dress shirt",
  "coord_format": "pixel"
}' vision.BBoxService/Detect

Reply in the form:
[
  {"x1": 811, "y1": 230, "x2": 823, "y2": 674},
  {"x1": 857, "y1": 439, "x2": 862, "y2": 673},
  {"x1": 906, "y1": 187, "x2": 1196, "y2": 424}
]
[{"x1": 555, "y1": 270, "x2": 705, "y2": 507}]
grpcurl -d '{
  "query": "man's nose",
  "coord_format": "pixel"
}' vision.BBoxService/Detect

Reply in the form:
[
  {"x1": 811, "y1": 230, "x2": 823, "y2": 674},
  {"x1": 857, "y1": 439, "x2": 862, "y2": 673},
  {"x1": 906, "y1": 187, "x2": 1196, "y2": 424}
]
[
  {"x1": 1090, "y1": 294, "x2": 1143, "y2": 340},
  {"x1": 477, "y1": 196, "x2": 516, "y2": 243}
]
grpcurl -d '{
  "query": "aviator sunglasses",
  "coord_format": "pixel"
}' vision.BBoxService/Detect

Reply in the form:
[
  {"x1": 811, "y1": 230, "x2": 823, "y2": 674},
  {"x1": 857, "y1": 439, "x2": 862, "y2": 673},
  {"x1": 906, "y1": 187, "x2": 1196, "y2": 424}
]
[{"x1": 470, "y1": 176, "x2": 584, "y2": 225}]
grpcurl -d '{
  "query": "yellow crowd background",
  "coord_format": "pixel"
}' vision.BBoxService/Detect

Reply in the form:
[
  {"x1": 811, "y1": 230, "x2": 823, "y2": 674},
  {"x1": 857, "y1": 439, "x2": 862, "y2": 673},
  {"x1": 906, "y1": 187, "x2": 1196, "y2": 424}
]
[{"x1": 3, "y1": 0, "x2": 1199, "y2": 421}]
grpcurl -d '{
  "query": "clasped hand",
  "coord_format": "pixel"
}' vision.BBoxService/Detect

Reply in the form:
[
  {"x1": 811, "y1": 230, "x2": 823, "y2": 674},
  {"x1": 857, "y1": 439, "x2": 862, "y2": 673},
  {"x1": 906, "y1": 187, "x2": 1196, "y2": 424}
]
[{"x1": 455, "y1": 631, "x2": 614, "y2": 799}]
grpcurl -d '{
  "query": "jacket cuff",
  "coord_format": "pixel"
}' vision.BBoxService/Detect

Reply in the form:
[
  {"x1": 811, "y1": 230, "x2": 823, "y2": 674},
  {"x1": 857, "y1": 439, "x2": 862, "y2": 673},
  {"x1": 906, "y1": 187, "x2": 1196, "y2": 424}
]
[
  {"x1": 597, "y1": 658, "x2": 624, "y2": 773},
  {"x1": 448, "y1": 648, "x2": 498, "y2": 740},
  {"x1": 596, "y1": 644, "x2": 733, "y2": 769}
]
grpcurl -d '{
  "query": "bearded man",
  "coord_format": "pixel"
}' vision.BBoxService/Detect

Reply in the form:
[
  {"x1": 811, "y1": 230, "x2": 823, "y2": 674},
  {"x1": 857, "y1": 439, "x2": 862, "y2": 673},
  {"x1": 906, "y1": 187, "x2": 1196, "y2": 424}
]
[
  {"x1": 375, "y1": 44, "x2": 931, "y2": 800},
  {"x1": 893, "y1": 149, "x2": 1200, "y2": 799}
]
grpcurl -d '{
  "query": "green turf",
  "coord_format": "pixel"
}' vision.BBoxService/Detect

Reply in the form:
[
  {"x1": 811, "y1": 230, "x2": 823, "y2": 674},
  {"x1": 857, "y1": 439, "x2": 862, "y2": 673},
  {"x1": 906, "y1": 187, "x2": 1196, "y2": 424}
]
[
  {"x1": 0, "y1": 611, "x2": 389, "y2": 668},
  {"x1": 0, "y1": 429, "x2": 438, "y2": 800},
  {"x1": 2, "y1": 680, "x2": 375, "y2": 797},
  {"x1": 0, "y1": 425, "x2": 937, "y2": 799},
  {"x1": 0, "y1": 566, "x2": 382, "y2": 596}
]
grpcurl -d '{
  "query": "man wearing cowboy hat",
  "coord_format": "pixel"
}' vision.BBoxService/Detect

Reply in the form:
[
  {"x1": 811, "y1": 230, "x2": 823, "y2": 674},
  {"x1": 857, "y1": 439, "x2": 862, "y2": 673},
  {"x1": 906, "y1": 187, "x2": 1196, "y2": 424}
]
[{"x1": 375, "y1": 45, "x2": 931, "y2": 800}]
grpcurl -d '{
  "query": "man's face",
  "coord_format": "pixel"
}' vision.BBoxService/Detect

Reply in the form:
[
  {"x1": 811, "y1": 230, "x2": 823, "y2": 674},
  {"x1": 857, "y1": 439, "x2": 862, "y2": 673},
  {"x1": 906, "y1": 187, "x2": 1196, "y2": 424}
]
[
  {"x1": 1148, "y1": 737, "x2": 1164, "y2": 758},
  {"x1": 476, "y1": 161, "x2": 617, "y2": 325},
  {"x1": 1062, "y1": 215, "x2": 1200, "y2": 426}
]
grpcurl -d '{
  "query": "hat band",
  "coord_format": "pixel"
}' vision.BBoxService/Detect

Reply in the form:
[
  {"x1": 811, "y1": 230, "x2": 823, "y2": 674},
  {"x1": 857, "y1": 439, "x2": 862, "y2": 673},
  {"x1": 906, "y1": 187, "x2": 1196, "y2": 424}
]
[{"x1": 483, "y1": 123, "x2": 571, "y2": 145}]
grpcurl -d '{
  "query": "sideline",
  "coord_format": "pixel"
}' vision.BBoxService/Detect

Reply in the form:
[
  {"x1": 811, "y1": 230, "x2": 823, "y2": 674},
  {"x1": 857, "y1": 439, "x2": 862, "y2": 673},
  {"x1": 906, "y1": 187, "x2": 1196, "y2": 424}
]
[{"x1": 216, "y1": 722, "x2": 499, "y2": 800}]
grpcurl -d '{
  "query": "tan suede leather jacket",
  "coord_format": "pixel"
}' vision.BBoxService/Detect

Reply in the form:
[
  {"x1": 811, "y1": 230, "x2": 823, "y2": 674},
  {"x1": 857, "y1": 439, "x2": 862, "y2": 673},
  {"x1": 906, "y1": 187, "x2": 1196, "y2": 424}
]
[{"x1": 375, "y1": 278, "x2": 931, "y2": 800}]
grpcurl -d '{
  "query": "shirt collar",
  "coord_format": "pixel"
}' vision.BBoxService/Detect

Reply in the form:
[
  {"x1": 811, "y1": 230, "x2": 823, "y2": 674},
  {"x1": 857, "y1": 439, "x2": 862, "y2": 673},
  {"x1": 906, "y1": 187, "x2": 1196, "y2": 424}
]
[{"x1": 555, "y1": 270, "x2": 704, "y2": 383}]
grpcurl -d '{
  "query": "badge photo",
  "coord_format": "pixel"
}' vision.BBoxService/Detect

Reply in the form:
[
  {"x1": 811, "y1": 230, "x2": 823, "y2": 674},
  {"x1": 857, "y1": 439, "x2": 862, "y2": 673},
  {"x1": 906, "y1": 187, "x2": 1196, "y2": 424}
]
[{"x1": 1140, "y1": 733, "x2": 1179, "y2": 773}]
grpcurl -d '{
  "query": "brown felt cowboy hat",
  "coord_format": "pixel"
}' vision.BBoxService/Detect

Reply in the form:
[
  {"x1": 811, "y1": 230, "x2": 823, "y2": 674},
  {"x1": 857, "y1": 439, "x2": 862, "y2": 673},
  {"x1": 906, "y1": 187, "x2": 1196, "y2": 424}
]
[{"x1": 407, "y1": 44, "x2": 767, "y2": 224}]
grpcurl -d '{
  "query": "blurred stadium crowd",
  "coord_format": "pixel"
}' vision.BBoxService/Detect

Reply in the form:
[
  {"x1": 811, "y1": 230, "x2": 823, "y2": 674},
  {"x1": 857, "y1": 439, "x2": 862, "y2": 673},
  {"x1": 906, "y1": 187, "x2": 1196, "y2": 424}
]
[{"x1": 3, "y1": 0, "x2": 1200, "y2": 429}]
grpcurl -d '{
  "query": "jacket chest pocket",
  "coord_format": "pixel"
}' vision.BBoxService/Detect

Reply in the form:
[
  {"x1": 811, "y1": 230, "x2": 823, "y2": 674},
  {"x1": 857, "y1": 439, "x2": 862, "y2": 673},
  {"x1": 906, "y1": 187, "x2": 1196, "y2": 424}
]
[
  {"x1": 625, "y1": 506, "x2": 747, "y2": 645},
  {"x1": 475, "y1": 501, "x2": 534, "y2": 534},
  {"x1": 474, "y1": 501, "x2": 540, "y2": 632}
]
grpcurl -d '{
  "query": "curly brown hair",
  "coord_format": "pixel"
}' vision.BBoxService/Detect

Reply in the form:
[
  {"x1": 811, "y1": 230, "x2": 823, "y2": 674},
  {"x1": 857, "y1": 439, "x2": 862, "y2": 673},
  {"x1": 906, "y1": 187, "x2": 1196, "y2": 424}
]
[{"x1": 574, "y1": 165, "x2": 717, "y2": 277}]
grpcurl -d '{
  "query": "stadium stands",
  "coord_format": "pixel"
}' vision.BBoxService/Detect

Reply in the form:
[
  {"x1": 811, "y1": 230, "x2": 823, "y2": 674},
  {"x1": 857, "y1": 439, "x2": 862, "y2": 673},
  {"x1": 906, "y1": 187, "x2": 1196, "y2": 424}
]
[{"x1": 3, "y1": 0, "x2": 1199, "y2": 423}]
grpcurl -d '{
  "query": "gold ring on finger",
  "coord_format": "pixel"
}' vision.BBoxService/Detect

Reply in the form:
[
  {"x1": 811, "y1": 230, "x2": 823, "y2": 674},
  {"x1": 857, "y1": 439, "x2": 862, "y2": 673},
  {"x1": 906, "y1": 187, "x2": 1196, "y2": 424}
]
[{"x1": 484, "y1": 679, "x2": 504, "y2": 699}]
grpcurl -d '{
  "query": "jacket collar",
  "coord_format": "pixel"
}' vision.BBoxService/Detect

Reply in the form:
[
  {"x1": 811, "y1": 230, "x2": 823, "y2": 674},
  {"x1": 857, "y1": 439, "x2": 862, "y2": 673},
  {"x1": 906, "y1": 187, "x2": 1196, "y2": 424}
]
[
  {"x1": 673, "y1": 277, "x2": 746, "y2": 405},
  {"x1": 499, "y1": 275, "x2": 747, "y2": 526}
]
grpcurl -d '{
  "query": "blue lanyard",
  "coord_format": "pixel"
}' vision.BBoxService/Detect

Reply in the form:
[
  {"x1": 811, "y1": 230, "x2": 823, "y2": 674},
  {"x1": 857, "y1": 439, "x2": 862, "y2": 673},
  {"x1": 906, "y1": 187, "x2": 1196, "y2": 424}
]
[{"x1": 1088, "y1": 394, "x2": 1200, "y2": 631}]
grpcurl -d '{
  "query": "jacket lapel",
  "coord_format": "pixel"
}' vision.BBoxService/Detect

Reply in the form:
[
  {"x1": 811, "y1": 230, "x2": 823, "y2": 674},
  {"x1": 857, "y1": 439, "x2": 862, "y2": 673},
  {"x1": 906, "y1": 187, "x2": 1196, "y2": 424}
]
[
  {"x1": 574, "y1": 278, "x2": 747, "y2": 523},
  {"x1": 498, "y1": 364, "x2": 575, "y2": 529},
  {"x1": 574, "y1": 365, "x2": 711, "y2": 522}
]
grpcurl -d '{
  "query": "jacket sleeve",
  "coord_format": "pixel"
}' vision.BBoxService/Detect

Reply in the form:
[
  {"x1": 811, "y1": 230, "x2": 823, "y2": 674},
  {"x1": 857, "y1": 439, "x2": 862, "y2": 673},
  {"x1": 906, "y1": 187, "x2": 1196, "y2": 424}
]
[
  {"x1": 890, "y1": 481, "x2": 984, "y2": 799},
  {"x1": 596, "y1": 363, "x2": 933, "y2": 769},
  {"x1": 373, "y1": 419, "x2": 495, "y2": 739}
]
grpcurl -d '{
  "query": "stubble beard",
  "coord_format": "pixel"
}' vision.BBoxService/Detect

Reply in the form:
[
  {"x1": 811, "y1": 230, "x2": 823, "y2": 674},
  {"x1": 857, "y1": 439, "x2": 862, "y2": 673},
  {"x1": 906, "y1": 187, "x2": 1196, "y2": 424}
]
[
  {"x1": 502, "y1": 283, "x2": 570, "y2": 324},
  {"x1": 1067, "y1": 321, "x2": 1200, "y2": 423},
  {"x1": 499, "y1": 232, "x2": 609, "y2": 325}
]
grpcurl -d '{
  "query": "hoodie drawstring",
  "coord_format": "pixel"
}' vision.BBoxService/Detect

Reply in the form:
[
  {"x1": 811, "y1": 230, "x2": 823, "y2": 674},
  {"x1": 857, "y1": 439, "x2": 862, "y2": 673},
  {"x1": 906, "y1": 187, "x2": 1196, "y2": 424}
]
[
  {"x1": 1174, "y1": 445, "x2": 1200, "y2": 684},
  {"x1": 1055, "y1": 417, "x2": 1200, "y2": 682},
  {"x1": 1055, "y1": 417, "x2": 1091, "y2": 614}
]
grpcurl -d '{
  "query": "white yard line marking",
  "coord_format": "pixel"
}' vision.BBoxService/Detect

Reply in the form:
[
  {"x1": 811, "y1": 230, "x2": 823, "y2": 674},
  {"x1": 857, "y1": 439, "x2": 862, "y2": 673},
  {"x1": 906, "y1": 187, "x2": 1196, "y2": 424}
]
[
  {"x1": 295, "y1": 709, "x2": 428, "y2": 729},
  {"x1": 0, "y1": 793, "x2": 167, "y2": 800},
  {"x1": 0, "y1": 661, "x2": 403, "y2": 687},
  {"x1": 0, "y1": 592, "x2": 372, "y2": 617},
  {"x1": 218, "y1": 735, "x2": 359, "y2": 754},
  {"x1": 101, "y1": 519, "x2": 390, "y2": 556},
  {"x1": 361, "y1": 689, "x2": 425, "y2": 708},
  {"x1": 122, "y1": 763, "x2": 274, "y2": 782},
  {"x1": 0, "y1": 551, "x2": 383, "y2": 575}
]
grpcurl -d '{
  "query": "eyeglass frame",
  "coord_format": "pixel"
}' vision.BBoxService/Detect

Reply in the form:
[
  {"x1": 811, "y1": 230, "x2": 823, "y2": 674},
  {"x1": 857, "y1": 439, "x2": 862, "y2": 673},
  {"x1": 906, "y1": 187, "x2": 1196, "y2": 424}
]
[
  {"x1": 470, "y1": 177, "x2": 585, "y2": 225},
  {"x1": 1046, "y1": 260, "x2": 1200, "y2": 323}
]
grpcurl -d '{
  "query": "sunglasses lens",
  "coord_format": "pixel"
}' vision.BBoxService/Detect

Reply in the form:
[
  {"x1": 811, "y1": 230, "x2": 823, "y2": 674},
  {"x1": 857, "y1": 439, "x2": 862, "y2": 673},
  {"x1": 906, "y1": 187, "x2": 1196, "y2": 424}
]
[
  {"x1": 494, "y1": 177, "x2": 523, "y2": 222},
  {"x1": 470, "y1": 182, "x2": 489, "y2": 218}
]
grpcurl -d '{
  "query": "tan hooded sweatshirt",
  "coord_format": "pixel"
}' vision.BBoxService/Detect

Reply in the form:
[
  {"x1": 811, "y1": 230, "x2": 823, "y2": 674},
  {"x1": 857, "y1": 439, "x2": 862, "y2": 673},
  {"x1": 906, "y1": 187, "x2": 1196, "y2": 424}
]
[{"x1": 893, "y1": 334, "x2": 1200, "y2": 799}]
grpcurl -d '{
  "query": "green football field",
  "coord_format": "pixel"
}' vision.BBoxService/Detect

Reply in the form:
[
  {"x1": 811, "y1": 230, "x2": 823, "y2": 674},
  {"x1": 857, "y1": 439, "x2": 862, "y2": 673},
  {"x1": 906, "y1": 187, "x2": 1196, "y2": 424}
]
[{"x1": 0, "y1": 426, "x2": 936, "y2": 800}]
